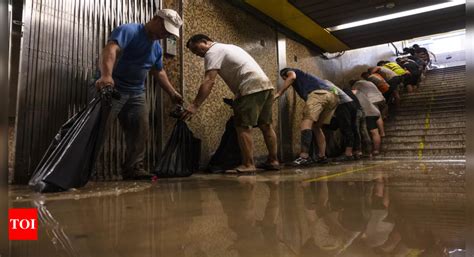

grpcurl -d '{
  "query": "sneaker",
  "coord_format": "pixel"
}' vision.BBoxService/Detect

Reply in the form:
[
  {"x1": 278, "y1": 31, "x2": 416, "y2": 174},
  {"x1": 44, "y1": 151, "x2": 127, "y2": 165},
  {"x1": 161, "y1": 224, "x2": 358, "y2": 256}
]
[
  {"x1": 122, "y1": 169, "x2": 153, "y2": 180},
  {"x1": 333, "y1": 155, "x2": 354, "y2": 162},
  {"x1": 316, "y1": 156, "x2": 329, "y2": 164},
  {"x1": 291, "y1": 156, "x2": 313, "y2": 166}
]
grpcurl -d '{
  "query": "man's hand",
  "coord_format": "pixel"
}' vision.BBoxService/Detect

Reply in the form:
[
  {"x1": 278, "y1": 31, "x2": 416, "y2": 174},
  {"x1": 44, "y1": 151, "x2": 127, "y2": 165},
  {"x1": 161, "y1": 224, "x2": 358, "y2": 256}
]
[
  {"x1": 171, "y1": 91, "x2": 184, "y2": 104},
  {"x1": 95, "y1": 76, "x2": 114, "y2": 91},
  {"x1": 181, "y1": 103, "x2": 198, "y2": 121}
]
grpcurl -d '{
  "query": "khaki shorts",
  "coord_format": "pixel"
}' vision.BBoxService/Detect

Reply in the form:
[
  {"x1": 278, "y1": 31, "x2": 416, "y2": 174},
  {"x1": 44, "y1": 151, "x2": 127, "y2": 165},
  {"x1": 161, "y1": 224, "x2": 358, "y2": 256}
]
[
  {"x1": 303, "y1": 90, "x2": 339, "y2": 124},
  {"x1": 233, "y1": 89, "x2": 274, "y2": 128}
]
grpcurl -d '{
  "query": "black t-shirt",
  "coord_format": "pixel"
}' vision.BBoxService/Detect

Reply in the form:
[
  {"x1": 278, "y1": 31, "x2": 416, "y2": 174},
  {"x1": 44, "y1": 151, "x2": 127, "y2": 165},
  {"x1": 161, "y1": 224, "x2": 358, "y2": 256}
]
[{"x1": 287, "y1": 68, "x2": 333, "y2": 100}]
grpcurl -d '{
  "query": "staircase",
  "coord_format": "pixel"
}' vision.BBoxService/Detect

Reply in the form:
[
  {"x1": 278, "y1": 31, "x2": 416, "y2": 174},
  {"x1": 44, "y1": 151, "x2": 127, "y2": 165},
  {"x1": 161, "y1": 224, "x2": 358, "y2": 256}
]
[{"x1": 381, "y1": 65, "x2": 466, "y2": 159}]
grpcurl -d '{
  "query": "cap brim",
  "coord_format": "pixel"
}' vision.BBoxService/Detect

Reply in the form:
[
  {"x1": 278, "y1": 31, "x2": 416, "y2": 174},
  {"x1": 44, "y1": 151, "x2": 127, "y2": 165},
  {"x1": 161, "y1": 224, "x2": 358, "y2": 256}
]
[{"x1": 164, "y1": 20, "x2": 180, "y2": 38}]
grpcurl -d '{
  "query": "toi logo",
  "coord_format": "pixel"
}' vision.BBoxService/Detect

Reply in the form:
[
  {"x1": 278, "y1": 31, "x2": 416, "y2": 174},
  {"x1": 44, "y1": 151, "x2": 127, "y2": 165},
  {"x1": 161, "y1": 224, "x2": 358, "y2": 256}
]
[{"x1": 9, "y1": 208, "x2": 38, "y2": 240}]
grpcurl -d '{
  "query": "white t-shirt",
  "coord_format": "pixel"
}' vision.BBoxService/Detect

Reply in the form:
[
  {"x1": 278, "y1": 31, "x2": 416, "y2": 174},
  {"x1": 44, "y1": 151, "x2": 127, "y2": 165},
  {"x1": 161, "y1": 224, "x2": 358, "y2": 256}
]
[
  {"x1": 204, "y1": 43, "x2": 274, "y2": 97},
  {"x1": 353, "y1": 80, "x2": 385, "y2": 103}
]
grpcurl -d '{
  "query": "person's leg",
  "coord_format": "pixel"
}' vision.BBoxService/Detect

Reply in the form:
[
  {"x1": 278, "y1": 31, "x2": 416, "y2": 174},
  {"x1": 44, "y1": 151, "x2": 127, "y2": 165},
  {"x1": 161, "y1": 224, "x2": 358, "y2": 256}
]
[
  {"x1": 294, "y1": 90, "x2": 337, "y2": 165},
  {"x1": 335, "y1": 104, "x2": 354, "y2": 158},
  {"x1": 370, "y1": 129, "x2": 381, "y2": 154},
  {"x1": 258, "y1": 124, "x2": 278, "y2": 165},
  {"x1": 313, "y1": 125, "x2": 325, "y2": 158},
  {"x1": 376, "y1": 116, "x2": 385, "y2": 137},
  {"x1": 235, "y1": 126, "x2": 255, "y2": 170},
  {"x1": 353, "y1": 110, "x2": 363, "y2": 157},
  {"x1": 96, "y1": 93, "x2": 128, "y2": 180},
  {"x1": 233, "y1": 90, "x2": 270, "y2": 172},
  {"x1": 257, "y1": 90, "x2": 279, "y2": 166},
  {"x1": 300, "y1": 119, "x2": 315, "y2": 159},
  {"x1": 359, "y1": 114, "x2": 373, "y2": 156},
  {"x1": 118, "y1": 93, "x2": 151, "y2": 178}
]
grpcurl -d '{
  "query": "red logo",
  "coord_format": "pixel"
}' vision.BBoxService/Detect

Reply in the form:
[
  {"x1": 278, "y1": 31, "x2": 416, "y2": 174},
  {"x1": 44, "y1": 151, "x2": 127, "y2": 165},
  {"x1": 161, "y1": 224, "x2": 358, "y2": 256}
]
[{"x1": 9, "y1": 208, "x2": 38, "y2": 240}]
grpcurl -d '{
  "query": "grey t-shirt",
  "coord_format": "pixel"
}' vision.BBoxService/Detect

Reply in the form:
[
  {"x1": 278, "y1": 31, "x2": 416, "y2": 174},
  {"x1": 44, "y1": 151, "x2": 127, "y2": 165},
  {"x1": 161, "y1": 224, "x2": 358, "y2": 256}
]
[
  {"x1": 353, "y1": 80, "x2": 385, "y2": 103},
  {"x1": 324, "y1": 80, "x2": 353, "y2": 104},
  {"x1": 355, "y1": 91, "x2": 380, "y2": 117}
]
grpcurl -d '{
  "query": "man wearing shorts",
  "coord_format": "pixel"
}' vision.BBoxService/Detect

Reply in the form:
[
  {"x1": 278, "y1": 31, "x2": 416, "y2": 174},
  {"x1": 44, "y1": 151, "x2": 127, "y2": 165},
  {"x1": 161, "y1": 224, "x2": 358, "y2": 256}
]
[
  {"x1": 350, "y1": 79, "x2": 386, "y2": 136},
  {"x1": 277, "y1": 68, "x2": 339, "y2": 165},
  {"x1": 183, "y1": 34, "x2": 279, "y2": 173}
]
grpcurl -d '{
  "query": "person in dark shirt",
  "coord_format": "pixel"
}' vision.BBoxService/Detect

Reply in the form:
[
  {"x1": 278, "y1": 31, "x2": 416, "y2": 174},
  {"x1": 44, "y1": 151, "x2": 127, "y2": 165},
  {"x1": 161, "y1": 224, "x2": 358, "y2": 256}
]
[
  {"x1": 276, "y1": 68, "x2": 339, "y2": 165},
  {"x1": 396, "y1": 57, "x2": 421, "y2": 92}
]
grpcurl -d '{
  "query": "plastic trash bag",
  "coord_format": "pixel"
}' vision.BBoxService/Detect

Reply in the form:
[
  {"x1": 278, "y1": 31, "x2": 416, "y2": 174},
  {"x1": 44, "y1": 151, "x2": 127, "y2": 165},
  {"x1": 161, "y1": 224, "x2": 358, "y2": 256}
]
[
  {"x1": 154, "y1": 120, "x2": 201, "y2": 177},
  {"x1": 28, "y1": 88, "x2": 118, "y2": 193},
  {"x1": 206, "y1": 98, "x2": 242, "y2": 173},
  {"x1": 207, "y1": 117, "x2": 242, "y2": 173}
]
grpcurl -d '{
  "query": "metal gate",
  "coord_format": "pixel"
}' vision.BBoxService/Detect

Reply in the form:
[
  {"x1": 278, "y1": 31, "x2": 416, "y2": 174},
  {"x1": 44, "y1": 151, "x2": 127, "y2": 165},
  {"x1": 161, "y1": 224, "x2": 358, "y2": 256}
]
[{"x1": 14, "y1": 0, "x2": 164, "y2": 183}]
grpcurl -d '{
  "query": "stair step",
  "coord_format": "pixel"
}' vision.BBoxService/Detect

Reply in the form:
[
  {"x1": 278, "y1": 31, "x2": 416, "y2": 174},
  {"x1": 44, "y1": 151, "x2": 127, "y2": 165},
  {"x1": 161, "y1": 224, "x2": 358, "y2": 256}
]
[
  {"x1": 421, "y1": 82, "x2": 465, "y2": 87},
  {"x1": 383, "y1": 141, "x2": 465, "y2": 150},
  {"x1": 393, "y1": 111, "x2": 465, "y2": 120},
  {"x1": 381, "y1": 148, "x2": 465, "y2": 156},
  {"x1": 384, "y1": 121, "x2": 465, "y2": 132},
  {"x1": 383, "y1": 135, "x2": 465, "y2": 143},
  {"x1": 401, "y1": 94, "x2": 466, "y2": 103},
  {"x1": 386, "y1": 116, "x2": 465, "y2": 126},
  {"x1": 401, "y1": 90, "x2": 466, "y2": 99},
  {"x1": 384, "y1": 127, "x2": 465, "y2": 137},
  {"x1": 396, "y1": 108, "x2": 465, "y2": 117},
  {"x1": 400, "y1": 99, "x2": 465, "y2": 108},
  {"x1": 397, "y1": 104, "x2": 465, "y2": 113}
]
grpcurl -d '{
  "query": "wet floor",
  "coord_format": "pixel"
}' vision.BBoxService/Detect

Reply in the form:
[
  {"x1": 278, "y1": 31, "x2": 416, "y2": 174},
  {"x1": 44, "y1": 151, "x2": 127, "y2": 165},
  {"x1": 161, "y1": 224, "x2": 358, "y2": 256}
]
[{"x1": 9, "y1": 160, "x2": 466, "y2": 257}]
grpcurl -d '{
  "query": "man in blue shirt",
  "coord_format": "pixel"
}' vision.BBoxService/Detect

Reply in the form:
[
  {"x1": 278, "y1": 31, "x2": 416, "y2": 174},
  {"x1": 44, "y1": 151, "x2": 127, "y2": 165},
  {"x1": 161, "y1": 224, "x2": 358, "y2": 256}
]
[
  {"x1": 95, "y1": 9, "x2": 183, "y2": 180},
  {"x1": 276, "y1": 68, "x2": 339, "y2": 166}
]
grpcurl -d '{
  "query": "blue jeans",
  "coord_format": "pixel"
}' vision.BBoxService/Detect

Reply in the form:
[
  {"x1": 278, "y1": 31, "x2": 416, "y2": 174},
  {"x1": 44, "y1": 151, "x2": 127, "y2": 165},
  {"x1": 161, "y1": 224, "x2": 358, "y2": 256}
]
[{"x1": 102, "y1": 92, "x2": 149, "y2": 174}]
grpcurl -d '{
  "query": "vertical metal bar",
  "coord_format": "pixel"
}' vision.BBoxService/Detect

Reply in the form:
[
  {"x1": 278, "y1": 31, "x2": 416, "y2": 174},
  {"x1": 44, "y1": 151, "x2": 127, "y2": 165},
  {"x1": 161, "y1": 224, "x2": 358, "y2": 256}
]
[
  {"x1": 12, "y1": 0, "x2": 29, "y2": 183},
  {"x1": 29, "y1": 0, "x2": 44, "y2": 180},
  {"x1": 276, "y1": 32, "x2": 293, "y2": 162},
  {"x1": 42, "y1": 0, "x2": 53, "y2": 154},
  {"x1": 179, "y1": 0, "x2": 184, "y2": 98},
  {"x1": 1, "y1": 0, "x2": 11, "y2": 251}
]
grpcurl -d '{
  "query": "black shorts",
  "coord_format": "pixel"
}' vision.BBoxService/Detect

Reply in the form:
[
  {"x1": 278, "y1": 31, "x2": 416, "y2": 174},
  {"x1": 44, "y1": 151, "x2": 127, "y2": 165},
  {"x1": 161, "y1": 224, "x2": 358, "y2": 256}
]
[{"x1": 366, "y1": 116, "x2": 379, "y2": 130}]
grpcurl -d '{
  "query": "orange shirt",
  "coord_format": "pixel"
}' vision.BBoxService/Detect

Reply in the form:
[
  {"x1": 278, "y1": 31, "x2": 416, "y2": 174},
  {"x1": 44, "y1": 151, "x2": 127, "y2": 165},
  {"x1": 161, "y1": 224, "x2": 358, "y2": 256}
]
[{"x1": 367, "y1": 73, "x2": 389, "y2": 93}]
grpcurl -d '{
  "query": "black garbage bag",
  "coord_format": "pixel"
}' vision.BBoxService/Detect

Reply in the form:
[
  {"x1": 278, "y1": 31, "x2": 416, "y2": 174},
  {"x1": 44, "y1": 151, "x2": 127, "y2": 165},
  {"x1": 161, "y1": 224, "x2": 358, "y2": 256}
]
[
  {"x1": 28, "y1": 88, "x2": 117, "y2": 193},
  {"x1": 207, "y1": 117, "x2": 242, "y2": 173},
  {"x1": 154, "y1": 120, "x2": 201, "y2": 177},
  {"x1": 206, "y1": 98, "x2": 243, "y2": 173}
]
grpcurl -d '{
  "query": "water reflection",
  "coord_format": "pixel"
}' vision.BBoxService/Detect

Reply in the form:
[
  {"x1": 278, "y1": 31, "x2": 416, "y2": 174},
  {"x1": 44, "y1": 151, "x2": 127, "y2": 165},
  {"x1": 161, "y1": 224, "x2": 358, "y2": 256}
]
[{"x1": 10, "y1": 161, "x2": 466, "y2": 257}]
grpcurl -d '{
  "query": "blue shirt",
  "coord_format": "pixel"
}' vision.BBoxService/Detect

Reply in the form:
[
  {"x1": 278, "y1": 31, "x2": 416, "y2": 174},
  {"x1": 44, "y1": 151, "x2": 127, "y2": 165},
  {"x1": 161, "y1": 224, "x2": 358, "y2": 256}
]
[
  {"x1": 289, "y1": 69, "x2": 332, "y2": 100},
  {"x1": 109, "y1": 23, "x2": 163, "y2": 93}
]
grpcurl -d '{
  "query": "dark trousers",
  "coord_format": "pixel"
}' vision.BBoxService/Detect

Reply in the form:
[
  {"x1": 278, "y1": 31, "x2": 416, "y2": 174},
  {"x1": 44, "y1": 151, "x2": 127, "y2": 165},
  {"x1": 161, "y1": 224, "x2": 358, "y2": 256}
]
[
  {"x1": 354, "y1": 110, "x2": 372, "y2": 153},
  {"x1": 331, "y1": 102, "x2": 357, "y2": 149}
]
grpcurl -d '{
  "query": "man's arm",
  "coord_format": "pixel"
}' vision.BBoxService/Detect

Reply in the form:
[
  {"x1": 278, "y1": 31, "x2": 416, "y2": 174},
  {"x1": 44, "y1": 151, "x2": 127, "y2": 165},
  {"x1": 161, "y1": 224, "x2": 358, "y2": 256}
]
[
  {"x1": 95, "y1": 41, "x2": 121, "y2": 90},
  {"x1": 181, "y1": 70, "x2": 218, "y2": 120},
  {"x1": 274, "y1": 71, "x2": 296, "y2": 99},
  {"x1": 150, "y1": 67, "x2": 183, "y2": 104}
]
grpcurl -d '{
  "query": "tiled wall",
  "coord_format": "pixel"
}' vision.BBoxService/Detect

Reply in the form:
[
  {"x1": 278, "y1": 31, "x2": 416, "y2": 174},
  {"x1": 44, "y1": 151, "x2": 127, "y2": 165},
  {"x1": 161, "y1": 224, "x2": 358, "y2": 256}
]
[{"x1": 181, "y1": 0, "x2": 279, "y2": 165}]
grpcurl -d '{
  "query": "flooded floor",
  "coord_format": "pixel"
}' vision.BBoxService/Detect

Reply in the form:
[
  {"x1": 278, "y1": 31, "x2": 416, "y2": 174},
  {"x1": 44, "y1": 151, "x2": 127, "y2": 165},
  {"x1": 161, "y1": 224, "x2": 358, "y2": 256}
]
[{"x1": 9, "y1": 160, "x2": 466, "y2": 257}]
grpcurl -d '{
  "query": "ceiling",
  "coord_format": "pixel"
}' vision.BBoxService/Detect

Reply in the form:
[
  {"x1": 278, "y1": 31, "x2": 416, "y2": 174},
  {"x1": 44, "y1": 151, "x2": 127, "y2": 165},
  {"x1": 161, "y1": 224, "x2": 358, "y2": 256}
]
[{"x1": 237, "y1": 0, "x2": 466, "y2": 52}]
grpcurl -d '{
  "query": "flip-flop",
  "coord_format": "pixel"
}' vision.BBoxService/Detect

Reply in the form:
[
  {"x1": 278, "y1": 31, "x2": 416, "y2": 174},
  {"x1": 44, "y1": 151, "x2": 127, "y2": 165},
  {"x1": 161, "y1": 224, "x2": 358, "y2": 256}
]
[{"x1": 256, "y1": 163, "x2": 281, "y2": 171}]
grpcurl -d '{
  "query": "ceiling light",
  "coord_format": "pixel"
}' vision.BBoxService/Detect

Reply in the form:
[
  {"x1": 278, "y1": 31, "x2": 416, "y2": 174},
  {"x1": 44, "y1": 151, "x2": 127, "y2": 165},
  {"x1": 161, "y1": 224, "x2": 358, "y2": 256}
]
[{"x1": 327, "y1": 0, "x2": 465, "y2": 32}]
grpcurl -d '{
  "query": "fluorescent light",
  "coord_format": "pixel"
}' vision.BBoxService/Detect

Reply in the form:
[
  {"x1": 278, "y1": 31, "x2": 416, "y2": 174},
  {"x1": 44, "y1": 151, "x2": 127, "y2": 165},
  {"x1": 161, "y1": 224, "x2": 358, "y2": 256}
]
[{"x1": 326, "y1": 0, "x2": 466, "y2": 32}]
